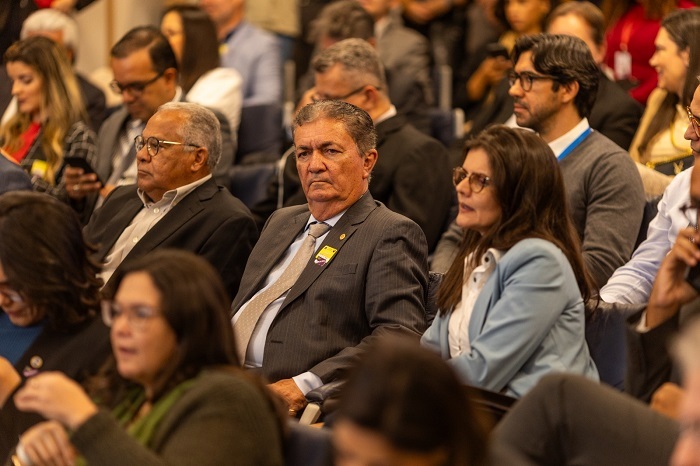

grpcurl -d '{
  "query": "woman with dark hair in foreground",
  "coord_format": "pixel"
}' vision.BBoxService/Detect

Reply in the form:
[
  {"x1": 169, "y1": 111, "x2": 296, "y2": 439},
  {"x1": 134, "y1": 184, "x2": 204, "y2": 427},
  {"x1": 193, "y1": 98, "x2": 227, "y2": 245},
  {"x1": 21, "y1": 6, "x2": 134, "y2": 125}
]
[{"x1": 9, "y1": 249, "x2": 284, "y2": 466}]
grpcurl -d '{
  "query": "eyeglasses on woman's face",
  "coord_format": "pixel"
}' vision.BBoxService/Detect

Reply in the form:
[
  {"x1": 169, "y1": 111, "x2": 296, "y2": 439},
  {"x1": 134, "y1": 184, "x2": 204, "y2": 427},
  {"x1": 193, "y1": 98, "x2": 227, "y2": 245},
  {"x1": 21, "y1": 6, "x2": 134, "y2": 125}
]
[{"x1": 452, "y1": 167, "x2": 491, "y2": 193}]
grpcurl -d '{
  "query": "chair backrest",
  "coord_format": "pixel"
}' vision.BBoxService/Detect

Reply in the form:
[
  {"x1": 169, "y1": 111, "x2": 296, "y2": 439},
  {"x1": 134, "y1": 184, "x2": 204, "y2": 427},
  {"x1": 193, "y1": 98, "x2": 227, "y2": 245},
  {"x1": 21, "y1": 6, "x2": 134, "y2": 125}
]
[
  {"x1": 634, "y1": 195, "x2": 661, "y2": 249},
  {"x1": 585, "y1": 303, "x2": 636, "y2": 390},
  {"x1": 284, "y1": 421, "x2": 333, "y2": 466},
  {"x1": 236, "y1": 103, "x2": 283, "y2": 164},
  {"x1": 227, "y1": 163, "x2": 277, "y2": 208}
]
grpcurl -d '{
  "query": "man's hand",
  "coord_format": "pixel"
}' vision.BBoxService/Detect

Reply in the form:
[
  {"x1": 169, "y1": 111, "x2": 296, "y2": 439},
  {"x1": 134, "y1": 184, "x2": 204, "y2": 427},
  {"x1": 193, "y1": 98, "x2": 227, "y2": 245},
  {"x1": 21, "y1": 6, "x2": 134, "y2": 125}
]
[
  {"x1": 268, "y1": 378, "x2": 307, "y2": 415},
  {"x1": 646, "y1": 227, "x2": 700, "y2": 328},
  {"x1": 651, "y1": 382, "x2": 686, "y2": 420},
  {"x1": 63, "y1": 166, "x2": 101, "y2": 200},
  {"x1": 0, "y1": 357, "x2": 20, "y2": 408}
]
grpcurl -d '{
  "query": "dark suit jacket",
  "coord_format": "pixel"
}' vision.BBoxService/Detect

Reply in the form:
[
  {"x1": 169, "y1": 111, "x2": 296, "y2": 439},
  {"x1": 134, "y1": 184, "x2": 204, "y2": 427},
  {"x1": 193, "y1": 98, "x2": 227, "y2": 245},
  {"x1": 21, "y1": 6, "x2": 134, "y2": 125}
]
[
  {"x1": 0, "y1": 316, "x2": 110, "y2": 464},
  {"x1": 468, "y1": 71, "x2": 643, "y2": 150},
  {"x1": 232, "y1": 193, "x2": 428, "y2": 383},
  {"x1": 84, "y1": 178, "x2": 258, "y2": 300},
  {"x1": 0, "y1": 155, "x2": 31, "y2": 194},
  {"x1": 252, "y1": 115, "x2": 453, "y2": 251}
]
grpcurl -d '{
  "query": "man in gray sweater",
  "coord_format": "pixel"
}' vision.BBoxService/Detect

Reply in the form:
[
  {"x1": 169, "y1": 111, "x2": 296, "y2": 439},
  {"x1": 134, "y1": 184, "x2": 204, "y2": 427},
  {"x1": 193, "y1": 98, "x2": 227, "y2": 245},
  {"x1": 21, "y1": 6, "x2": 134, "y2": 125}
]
[{"x1": 432, "y1": 34, "x2": 645, "y2": 290}]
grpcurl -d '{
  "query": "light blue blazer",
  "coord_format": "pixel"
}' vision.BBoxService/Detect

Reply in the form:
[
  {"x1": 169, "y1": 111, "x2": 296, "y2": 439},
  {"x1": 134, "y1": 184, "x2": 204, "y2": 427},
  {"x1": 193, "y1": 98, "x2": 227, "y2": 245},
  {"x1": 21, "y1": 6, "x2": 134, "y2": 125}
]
[{"x1": 421, "y1": 238, "x2": 598, "y2": 398}]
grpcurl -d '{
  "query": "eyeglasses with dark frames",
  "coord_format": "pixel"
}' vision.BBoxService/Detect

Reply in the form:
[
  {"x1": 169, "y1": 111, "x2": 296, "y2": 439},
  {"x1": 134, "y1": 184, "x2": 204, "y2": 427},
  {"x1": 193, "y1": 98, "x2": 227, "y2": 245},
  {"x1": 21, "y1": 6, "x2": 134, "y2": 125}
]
[
  {"x1": 452, "y1": 167, "x2": 491, "y2": 193},
  {"x1": 110, "y1": 70, "x2": 165, "y2": 96},
  {"x1": 687, "y1": 106, "x2": 700, "y2": 139},
  {"x1": 134, "y1": 135, "x2": 200, "y2": 158},
  {"x1": 508, "y1": 71, "x2": 558, "y2": 92},
  {"x1": 0, "y1": 280, "x2": 23, "y2": 304},
  {"x1": 311, "y1": 84, "x2": 381, "y2": 102}
]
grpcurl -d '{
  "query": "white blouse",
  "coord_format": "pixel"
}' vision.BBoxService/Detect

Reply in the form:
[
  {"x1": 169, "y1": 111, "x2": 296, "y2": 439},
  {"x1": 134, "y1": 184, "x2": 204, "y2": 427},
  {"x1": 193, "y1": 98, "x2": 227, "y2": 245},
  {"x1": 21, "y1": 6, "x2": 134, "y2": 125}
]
[{"x1": 448, "y1": 248, "x2": 504, "y2": 357}]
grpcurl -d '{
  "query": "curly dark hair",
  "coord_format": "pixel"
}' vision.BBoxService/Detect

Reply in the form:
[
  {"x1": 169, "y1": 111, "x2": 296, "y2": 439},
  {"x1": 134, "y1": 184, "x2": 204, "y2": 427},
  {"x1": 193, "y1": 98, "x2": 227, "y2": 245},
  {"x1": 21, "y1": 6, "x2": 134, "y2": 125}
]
[{"x1": 0, "y1": 191, "x2": 102, "y2": 331}]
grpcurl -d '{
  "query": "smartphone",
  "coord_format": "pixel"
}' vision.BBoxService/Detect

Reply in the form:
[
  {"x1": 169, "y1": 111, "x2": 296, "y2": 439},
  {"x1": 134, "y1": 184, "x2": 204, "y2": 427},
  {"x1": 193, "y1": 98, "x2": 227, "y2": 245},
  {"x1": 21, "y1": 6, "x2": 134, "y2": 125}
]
[
  {"x1": 687, "y1": 263, "x2": 700, "y2": 293},
  {"x1": 485, "y1": 43, "x2": 509, "y2": 60},
  {"x1": 63, "y1": 156, "x2": 102, "y2": 183}
]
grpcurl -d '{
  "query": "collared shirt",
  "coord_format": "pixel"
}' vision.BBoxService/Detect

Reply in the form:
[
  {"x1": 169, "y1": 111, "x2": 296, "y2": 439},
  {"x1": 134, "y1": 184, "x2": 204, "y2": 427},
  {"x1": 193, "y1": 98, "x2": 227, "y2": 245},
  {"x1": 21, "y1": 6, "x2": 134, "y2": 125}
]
[
  {"x1": 548, "y1": 118, "x2": 590, "y2": 159},
  {"x1": 99, "y1": 174, "x2": 212, "y2": 285},
  {"x1": 374, "y1": 105, "x2": 397, "y2": 126},
  {"x1": 448, "y1": 248, "x2": 504, "y2": 357},
  {"x1": 232, "y1": 209, "x2": 346, "y2": 394},
  {"x1": 601, "y1": 166, "x2": 691, "y2": 304},
  {"x1": 374, "y1": 15, "x2": 390, "y2": 41}
]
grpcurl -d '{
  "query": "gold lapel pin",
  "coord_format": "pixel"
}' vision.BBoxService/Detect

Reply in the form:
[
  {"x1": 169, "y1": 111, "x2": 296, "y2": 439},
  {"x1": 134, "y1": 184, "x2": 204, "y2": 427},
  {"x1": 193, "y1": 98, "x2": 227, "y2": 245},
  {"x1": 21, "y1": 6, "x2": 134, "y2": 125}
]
[
  {"x1": 30, "y1": 356, "x2": 43, "y2": 369},
  {"x1": 339, "y1": 233, "x2": 346, "y2": 240}
]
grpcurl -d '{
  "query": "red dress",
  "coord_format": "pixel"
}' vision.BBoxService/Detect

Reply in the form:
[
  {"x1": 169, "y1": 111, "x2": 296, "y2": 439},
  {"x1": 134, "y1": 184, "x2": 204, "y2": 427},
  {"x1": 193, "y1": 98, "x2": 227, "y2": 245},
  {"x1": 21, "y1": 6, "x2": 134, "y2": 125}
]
[{"x1": 604, "y1": 0, "x2": 696, "y2": 105}]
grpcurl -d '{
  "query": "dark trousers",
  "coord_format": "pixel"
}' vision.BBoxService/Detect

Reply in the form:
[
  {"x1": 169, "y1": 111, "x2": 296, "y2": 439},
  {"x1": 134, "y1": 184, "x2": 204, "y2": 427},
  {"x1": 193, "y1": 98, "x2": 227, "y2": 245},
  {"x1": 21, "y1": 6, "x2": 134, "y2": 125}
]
[{"x1": 493, "y1": 374, "x2": 680, "y2": 466}]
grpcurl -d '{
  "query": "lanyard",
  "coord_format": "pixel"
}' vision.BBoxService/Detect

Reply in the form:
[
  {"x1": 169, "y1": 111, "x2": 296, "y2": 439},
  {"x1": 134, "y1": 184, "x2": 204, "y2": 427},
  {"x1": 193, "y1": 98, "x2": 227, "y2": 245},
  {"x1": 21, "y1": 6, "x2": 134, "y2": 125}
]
[{"x1": 557, "y1": 128, "x2": 592, "y2": 162}]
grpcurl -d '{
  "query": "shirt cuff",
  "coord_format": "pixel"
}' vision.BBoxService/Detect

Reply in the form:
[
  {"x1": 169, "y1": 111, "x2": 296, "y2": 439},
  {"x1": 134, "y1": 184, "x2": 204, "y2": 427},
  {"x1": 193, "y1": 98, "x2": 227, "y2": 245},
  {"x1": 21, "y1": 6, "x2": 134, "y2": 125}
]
[
  {"x1": 292, "y1": 371, "x2": 323, "y2": 395},
  {"x1": 636, "y1": 311, "x2": 650, "y2": 333}
]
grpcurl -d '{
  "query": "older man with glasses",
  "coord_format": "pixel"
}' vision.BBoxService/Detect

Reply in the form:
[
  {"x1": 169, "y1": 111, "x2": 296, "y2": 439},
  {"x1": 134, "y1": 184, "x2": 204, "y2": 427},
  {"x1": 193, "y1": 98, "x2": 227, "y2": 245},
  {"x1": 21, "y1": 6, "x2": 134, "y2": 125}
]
[
  {"x1": 83, "y1": 101, "x2": 257, "y2": 301},
  {"x1": 63, "y1": 26, "x2": 235, "y2": 221}
]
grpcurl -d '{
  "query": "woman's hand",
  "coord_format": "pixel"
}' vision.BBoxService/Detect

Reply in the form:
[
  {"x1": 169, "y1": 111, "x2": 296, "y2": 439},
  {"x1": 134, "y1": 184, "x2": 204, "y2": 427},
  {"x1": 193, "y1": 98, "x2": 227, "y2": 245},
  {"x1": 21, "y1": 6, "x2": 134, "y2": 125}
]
[
  {"x1": 14, "y1": 372, "x2": 98, "y2": 431},
  {"x1": 16, "y1": 420, "x2": 77, "y2": 466},
  {"x1": 0, "y1": 357, "x2": 21, "y2": 407}
]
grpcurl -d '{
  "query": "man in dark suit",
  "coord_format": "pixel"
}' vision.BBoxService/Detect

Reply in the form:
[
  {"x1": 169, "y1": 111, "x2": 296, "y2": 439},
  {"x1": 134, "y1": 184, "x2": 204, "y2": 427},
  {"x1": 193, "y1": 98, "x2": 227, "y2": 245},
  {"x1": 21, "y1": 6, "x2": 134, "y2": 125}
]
[
  {"x1": 65, "y1": 26, "x2": 234, "y2": 218},
  {"x1": 253, "y1": 38, "x2": 453, "y2": 252},
  {"x1": 0, "y1": 151, "x2": 31, "y2": 195},
  {"x1": 232, "y1": 100, "x2": 427, "y2": 412},
  {"x1": 84, "y1": 102, "x2": 257, "y2": 301}
]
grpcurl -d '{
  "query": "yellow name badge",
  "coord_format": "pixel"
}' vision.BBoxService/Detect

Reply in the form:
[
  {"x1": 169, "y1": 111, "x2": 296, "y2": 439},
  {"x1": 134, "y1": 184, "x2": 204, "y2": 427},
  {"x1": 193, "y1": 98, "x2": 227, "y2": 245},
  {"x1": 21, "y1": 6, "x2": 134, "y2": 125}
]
[
  {"x1": 30, "y1": 160, "x2": 47, "y2": 178},
  {"x1": 314, "y1": 245, "x2": 337, "y2": 266}
]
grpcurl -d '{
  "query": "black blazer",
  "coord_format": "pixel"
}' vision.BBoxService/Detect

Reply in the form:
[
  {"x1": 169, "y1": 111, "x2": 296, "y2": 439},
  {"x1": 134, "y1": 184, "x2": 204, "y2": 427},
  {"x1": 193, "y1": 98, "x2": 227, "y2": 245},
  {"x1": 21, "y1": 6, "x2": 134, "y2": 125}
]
[{"x1": 84, "y1": 178, "x2": 258, "y2": 300}]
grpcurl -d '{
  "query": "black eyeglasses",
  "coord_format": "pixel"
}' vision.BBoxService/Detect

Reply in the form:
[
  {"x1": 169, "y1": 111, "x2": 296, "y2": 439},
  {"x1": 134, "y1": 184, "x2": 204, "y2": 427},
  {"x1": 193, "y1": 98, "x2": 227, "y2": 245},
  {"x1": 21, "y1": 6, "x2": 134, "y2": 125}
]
[
  {"x1": 110, "y1": 70, "x2": 165, "y2": 96},
  {"x1": 681, "y1": 202, "x2": 700, "y2": 230},
  {"x1": 687, "y1": 106, "x2": 700, "y2": 139},
  {"x1": 508, "y1": 71, "x2": 558, "y2": 92},
  {"x1": 312, "y1": 84, "x2": 380, "y2": 102},
  {"x1": 134, "y1": 135, "x2": 200, "y2": 158},
  {"x1": 452, "y1": 167, "x2": 491, "y2": 193}
]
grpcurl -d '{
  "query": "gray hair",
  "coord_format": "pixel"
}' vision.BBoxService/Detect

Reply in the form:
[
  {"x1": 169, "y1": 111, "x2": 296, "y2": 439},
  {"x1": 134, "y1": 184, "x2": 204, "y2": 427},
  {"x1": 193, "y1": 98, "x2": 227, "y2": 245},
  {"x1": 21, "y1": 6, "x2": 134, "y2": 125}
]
[
  {"x1": 309, "y1": 0, "x2": 374, "y2": 44},
  {"x1": 312, "y1": 38, "x2": 387, "y2": 91},
  {"x1": 21, "y1": 9, "x2": 79, "y2": 59},
  {"x1": 293, "y1": 100, "x2": 377, "y2": 157},
  {"x1": 158, "y1": 102, "x2": 222, "y2": 171}
]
